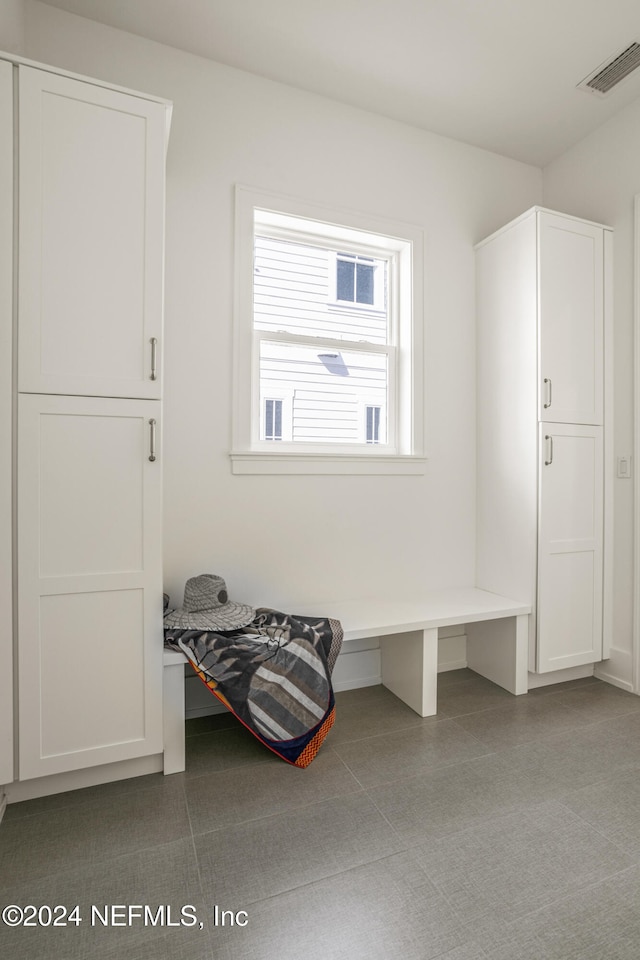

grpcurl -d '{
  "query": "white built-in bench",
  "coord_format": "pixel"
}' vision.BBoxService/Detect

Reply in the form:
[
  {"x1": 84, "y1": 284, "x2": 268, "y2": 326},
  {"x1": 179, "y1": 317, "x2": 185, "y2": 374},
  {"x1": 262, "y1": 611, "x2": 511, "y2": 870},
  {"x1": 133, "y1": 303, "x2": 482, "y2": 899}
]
[{"x1": 162, "y1": 587, "x2": 530, "y2": 775}]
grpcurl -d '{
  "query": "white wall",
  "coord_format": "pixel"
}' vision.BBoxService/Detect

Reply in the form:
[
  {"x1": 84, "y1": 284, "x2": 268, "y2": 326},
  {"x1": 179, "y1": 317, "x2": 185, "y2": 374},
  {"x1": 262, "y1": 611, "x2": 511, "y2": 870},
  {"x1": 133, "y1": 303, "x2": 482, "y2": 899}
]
[
  {"x1": 0, "y1": 0, "x2": 26, "y2": 54},
  {"x1": 543, "y1": 105, "x2": 639, "y2": 690},
  {"x1": 23, "y1": 3, "x2": 541, "y2": 627}
]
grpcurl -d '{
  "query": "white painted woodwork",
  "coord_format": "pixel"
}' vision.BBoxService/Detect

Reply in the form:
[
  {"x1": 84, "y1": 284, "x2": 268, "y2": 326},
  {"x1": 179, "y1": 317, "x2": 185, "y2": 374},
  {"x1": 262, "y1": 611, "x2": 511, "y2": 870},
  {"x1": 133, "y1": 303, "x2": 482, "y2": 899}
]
[
  {"x1": 379, "y1": 628, "x2": 438, "y2": 717},
  {"x1": 290, "y1": 589, "x2": 528, "y2": 641},
  {"x1": 538, "y1": 212, "x2": 603, "y2": 425},
  {"x1": 17, "y1": 394, "x2": 163, "y2": 779},
  {"x1": 17, "y1": 66, "x2": 166, "y2": 399},
  {"x1": 537, "y1": 423, "x2": 603, "y2": 671},
  {"x1": 294, "y1": 589, "x2": 530, "y2": 709},
  {"x1": 475, "y1": 213, "x2": 539, "y2": 637},
  {"x1": 0, "y1": 57, "x2": 171, "y2": 787},
  {"x1": 0, "y1": 59, "x2": 14, "y2": 787},
  {"x1": 163, "y1": 649, "x2": 186, "y2": 775},
  {"x1": 602, "y1": 228, "x2": 614, "y2": 662},
  {"x1": 466, "y1": 615, "x2": 529, "y2": 696},
  {"x1": 161, "y1": 588, "x2": 531, "y2": 773},
  {"x1": 476, "y1": 207, "x2": 611, "y2": 677},
  {"x1": 5, "y1": 754, "x2": 164, "y2": 804}
]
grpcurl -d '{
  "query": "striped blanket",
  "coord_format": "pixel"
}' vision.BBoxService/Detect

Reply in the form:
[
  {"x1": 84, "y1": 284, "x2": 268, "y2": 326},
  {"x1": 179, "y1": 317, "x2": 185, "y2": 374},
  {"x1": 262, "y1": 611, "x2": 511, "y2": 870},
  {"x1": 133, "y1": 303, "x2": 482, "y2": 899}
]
[{"x1": 164, "y1": 607, "x2": 343, "y2": 767}]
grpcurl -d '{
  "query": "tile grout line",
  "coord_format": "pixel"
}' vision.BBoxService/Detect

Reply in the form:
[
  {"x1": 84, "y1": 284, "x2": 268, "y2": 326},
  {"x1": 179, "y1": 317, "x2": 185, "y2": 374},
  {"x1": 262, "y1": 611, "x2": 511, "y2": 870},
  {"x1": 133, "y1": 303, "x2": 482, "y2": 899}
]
[
  {"x1": 490, "y1": 858, "x2": 640, "y2": 930},
  {"x1": 186, "y1": 775, "x2": 367, "y2": 839},
  {"x1": 204, "y1": 847, "x2": 420, "y2": 914},
  {"x1": 553, "y1": 791, "x2": 640, "y2": 864}
]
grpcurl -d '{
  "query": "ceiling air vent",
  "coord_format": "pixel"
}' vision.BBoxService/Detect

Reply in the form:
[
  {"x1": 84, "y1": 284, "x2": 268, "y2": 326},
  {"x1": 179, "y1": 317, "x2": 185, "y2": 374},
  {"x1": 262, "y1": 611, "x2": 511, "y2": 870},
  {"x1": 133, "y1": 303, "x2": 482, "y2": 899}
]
[{"x1": 578, "y1": 42, "x2": 640, "y2": 95}]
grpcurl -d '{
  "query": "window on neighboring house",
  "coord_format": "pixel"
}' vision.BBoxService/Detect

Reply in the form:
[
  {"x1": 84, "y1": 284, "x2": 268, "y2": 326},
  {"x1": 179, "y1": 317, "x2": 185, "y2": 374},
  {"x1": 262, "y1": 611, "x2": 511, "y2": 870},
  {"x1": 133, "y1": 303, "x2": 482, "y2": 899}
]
[
  {"x1": 337, "y1": 253, "x2": 375, "y2": 305},
  {"x1": 333, "y1": 251, "x2": 385, "y2": 310},
  {"x1": 365, "y1": 405, "x2": 381, "y2": 444},
  {"x1": 232, "y1": 186, "x2": 425, "y2": 475},
  {"x1": 264, "y1": 398, "x2": 283, "y2": 441}
]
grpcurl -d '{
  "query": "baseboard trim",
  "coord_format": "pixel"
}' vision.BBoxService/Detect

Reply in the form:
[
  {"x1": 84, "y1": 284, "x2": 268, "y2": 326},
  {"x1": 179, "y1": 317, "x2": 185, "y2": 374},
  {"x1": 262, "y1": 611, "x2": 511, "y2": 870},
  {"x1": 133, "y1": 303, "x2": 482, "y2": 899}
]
[
  {"x1": 5, "y1": 754, "x2": 163, "y2": 804},
  {"x1": 185, "y1": 702, "x2": 227, "y2": 719},
  {"x1": 438, "y1": 659, "x2": 468, "y2": 673},
  {"x1": 527, "y1": 664, "x2": 594, "y2": 688},
  {"x1": 333, "y1": 676, "x2": 381, "y2": 693},
  {"x1": 594, "y1": 666, "x2": 634, "y2": 693}
]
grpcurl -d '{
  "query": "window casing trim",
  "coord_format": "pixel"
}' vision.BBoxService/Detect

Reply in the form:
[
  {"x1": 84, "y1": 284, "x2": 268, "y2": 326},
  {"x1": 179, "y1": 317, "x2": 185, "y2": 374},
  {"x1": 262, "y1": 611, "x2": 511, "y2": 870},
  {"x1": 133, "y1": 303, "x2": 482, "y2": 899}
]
[
  {"x1": 231, "y1": 452, "x2": 427, "y2": 476},
  {"x1": 232, "y1": 185, "x2": 426, "y2": 475}
]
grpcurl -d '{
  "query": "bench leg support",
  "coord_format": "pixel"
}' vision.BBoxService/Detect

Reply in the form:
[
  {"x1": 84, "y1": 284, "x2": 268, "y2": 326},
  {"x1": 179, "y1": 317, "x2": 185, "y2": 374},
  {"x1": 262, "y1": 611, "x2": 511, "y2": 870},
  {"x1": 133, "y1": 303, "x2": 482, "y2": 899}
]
[
  {"x1": 466, "y1": 614, "x2": 529, "y2": 695},
  {"x1": 379, "y1": 628, "x2": 438, "y2": 717},
  {"x1": 163, "y1": 662, "x2": 186, "y2": 775}
]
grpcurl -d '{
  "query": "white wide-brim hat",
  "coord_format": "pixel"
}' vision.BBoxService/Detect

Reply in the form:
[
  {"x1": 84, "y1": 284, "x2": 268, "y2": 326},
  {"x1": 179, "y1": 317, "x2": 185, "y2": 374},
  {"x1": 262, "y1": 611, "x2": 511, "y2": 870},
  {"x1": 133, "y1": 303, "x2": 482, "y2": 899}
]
[{"x1": 164, "y1": 574, "x2": 255, "y2": 631}]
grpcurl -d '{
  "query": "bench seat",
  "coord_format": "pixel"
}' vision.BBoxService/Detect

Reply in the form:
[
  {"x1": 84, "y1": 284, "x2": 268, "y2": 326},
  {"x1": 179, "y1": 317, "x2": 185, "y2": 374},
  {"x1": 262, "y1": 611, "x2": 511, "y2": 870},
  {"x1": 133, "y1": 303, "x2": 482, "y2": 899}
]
[{"x1": 162, "y1": 586, "x2": 530, "y2": 774}]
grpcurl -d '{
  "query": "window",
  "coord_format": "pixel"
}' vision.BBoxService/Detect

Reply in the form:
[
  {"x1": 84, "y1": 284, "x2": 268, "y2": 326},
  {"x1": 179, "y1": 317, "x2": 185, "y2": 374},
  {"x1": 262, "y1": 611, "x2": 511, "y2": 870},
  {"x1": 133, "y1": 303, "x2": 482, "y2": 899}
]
[
  {"x1": 332, "y1": 251, "x2": 386, "y2": 310},
  {"x1": 260, "y1": 392, "x2": 292, "y2": 442},
  {"x1": 232, "y1": 186, "x2": 425, "y2": 475},
  {"x1": 337, "y1": 254, "x2": 375, "y2": 305},
  {"x1": 366, "y1": 405, "x2": 381, "y2": 444},
  {"x1": 264, "y1": 399, "x2": 283, "y2": 441}
]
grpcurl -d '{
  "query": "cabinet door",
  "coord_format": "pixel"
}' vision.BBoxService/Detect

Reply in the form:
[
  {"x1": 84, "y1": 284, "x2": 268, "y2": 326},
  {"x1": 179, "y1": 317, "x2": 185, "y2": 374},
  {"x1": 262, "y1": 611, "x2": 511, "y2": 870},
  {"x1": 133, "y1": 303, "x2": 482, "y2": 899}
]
[
  {"x1": 0, "y1": 59, "x2": 13, "y2": 787},
  {"x1": 536, "y1": 423, "x2": 603, "y2": 672},
  {"x1": 18, "y1": 66, "x2": 166, "y2": 399},
  {"x1": 17, "y1": 395, "x2": 163, "y2": 779},
  {"x1": 538, "y1": 212, "x2": 603, "y2": 425}
]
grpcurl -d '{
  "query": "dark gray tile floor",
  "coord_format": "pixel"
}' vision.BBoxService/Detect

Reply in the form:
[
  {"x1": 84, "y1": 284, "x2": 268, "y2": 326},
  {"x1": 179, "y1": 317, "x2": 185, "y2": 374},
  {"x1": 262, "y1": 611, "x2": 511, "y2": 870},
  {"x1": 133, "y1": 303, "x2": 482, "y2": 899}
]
[{"x1": 2, "y1": 670, "x2": 640, "y2": 959}]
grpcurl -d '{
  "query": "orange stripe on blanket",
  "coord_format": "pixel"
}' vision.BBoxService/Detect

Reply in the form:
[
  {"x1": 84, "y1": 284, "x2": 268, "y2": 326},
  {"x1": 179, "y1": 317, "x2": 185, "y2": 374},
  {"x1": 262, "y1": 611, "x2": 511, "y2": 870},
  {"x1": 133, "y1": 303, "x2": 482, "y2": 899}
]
[{"x1": 293, "y1": 705, "x2": 336, "y2": 768}]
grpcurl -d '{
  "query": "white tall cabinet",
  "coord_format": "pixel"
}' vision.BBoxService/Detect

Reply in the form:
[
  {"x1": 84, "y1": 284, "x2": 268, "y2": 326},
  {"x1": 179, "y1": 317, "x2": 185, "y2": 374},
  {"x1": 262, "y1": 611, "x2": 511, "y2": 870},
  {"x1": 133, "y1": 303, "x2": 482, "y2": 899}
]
[
  {"x1": 476, "y1": 208, "x2": 612, "y2": 676},
  {"x1": 1, "y1": 55, "x2": 171, "y2": 788},
  {"x1": 17, "y1": 67, "x2": 166, "y2": 401}
]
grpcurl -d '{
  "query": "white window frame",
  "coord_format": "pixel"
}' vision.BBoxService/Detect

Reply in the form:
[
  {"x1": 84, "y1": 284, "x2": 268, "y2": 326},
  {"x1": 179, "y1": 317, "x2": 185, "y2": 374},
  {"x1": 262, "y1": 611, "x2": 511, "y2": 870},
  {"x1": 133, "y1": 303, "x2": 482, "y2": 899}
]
[
  {"x1": 231, "y1": 185, "x2": 426, "y2": 475},
  {"x1": 330, "y1": 251, "x2": 386, "y2": 312}
]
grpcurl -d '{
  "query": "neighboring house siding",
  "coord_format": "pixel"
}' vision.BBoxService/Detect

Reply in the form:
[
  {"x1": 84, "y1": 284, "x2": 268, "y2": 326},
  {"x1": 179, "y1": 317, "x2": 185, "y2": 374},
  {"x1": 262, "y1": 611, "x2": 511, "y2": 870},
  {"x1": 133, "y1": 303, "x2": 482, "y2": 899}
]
[
  {"x1": 255, "y1": 239, "x2": 329, "y2": 334},
  {"x1": 254, "y1": 235, "x2": 387, "y2": 442},
  {"x1": 293, "y1": 389, "x2": 358, "y2": 443}
]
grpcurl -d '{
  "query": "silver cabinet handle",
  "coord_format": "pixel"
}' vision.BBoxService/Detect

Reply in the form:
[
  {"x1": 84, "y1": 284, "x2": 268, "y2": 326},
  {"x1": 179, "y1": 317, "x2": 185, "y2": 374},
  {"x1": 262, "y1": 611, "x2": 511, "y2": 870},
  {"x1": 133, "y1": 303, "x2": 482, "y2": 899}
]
[
  {"x1": 150, "y1": 338, "x2": 158, "y2": 381},
  {"x1": 544, "y1": 434, "x2": 553, "y2": 466},
  {"x1": 149, "y1": 419, "x2": 157, "y2": 462},
  {"x1": 543, "y1": 377, "x2": 552, "y2": 408}
]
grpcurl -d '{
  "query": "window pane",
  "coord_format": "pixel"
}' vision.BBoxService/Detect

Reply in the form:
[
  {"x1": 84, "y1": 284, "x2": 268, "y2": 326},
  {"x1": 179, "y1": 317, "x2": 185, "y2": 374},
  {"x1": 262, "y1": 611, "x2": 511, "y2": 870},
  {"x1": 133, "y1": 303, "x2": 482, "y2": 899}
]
[
  {"x1": 356, "y1": 262, "x2": 374, "y2": 305},
  {"x1": 254, "y1": 234, "x2": 388, "y2": 344},
  {"x1": 337, "y1": 258, "x2": 355, "y2": 301},
  {"x1": 366, "y1": 405, "x2": 381, "y2": 443},
  {"x1": 260, "y1": 340, "x2": 387, "y2": 444},
  {"x1": 265, "y1": 399, "x2": 274, "y2": 437},
  {"x1": 264, "y1": 398, "x2": 283, "y2": 441}
]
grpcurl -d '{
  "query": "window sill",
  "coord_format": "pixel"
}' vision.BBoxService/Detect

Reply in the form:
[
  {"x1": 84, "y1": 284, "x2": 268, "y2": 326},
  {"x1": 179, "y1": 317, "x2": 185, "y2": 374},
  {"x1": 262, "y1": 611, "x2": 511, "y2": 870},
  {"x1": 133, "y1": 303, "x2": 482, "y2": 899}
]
[
  {"x1": 327, "y1": 301, "x2": 385, "y2": 317},
  {"x1": 230, "y1": 452, "x2": 427, "y2": 476}
]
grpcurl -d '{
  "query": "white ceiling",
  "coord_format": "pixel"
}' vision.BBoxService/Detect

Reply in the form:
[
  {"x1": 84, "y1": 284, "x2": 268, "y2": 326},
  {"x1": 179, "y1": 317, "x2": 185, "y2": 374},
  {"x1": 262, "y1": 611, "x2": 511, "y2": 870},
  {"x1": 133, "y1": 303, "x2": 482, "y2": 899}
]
[{"x1": 37, "y1": 0, "x2": 640, "y2": 166}]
